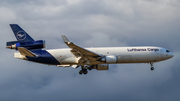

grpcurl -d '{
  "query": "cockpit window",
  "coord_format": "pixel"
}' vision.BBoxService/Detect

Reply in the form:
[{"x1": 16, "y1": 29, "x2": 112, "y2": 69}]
[{"x1": 166, "y1": 50, "x2": 170, "y2": 52}]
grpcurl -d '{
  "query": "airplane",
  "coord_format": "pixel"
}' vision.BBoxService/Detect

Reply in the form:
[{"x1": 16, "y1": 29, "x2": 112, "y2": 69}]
[{"x1": 6, "y1": 24, "x2": 174, "y2": 75}]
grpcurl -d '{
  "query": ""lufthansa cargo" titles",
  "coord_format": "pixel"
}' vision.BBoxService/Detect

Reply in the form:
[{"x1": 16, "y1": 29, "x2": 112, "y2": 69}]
[{"x1": 127, "y1": 48, "x2": 159, "y2": 52}]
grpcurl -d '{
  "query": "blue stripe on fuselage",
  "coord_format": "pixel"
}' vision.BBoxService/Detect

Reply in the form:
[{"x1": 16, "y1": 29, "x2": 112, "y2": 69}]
[{"x1": 26, "y1": 50, "x2": 60, "y2": 65}]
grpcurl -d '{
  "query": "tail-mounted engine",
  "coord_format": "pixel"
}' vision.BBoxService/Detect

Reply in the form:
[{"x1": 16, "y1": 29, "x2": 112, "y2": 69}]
[
  {"x1": 100, "y1": 55, "x2": 117, "y2": 63},
  {"x1": 6, "y1": 40, "x2": 46, "y2": 50}
]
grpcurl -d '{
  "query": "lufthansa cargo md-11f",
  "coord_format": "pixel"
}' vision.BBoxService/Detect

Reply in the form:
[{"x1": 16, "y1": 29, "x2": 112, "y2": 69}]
[{"x1": 6, "y1": 24, "x2": 174, "y2": 75}]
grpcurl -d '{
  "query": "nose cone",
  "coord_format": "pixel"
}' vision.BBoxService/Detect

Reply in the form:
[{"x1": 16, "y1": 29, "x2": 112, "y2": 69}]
[{"x1": 167, "y1": 52, "x2": 174, "y2": 59}]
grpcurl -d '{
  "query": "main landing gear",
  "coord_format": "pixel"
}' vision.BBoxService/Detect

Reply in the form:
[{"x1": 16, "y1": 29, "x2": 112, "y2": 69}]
[
  {"x1": 79, "y1": 65, "x2": 93, "y2": 75},
  {"x1": 150, "y1": 62, "x2": 154, "y2": 71},
  {"x1": 79, "y1": 69, "x2": 88, "y2": 75},
  {"x1": 79, "y1": 66, "x2": 88, "y2": 75}
]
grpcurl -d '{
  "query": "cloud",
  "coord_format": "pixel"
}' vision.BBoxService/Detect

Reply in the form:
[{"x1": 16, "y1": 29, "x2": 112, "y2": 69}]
[
  {"x1": 84, "y1": 32, "x2": 127, "y2": 47},
  {"x1": 0, "y1": 0, "x2": 180, "y2": 101}
]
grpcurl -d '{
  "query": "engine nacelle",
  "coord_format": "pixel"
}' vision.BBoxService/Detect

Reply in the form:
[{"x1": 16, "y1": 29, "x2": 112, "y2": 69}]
[
  {"x1": 100, "y1": 55, "x2": 117, "y2": 63},
  {"x1": 6, "y1": 40, "x2": 46, "y2": 50},
  {"x1": 93, "y1": 64, "x2": 109, "y2": 70}
]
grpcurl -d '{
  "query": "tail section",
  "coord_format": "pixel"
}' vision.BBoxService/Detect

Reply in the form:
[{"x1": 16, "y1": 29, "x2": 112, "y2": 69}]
[
  {"x1": 7, "y1": 24, "x2": 46, "y2": 50},
  {"x1": 10, "y1": 24, "x2": 34, "y2": 41}
]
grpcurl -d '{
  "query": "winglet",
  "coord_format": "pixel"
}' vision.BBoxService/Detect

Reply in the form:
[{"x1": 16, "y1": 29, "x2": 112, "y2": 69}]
[
  {"x1": 18, "y1": 47, "x2": 37, "y2": 57},
  {"x1": 61, "y1": 35, "x2": 70, "y2": 43}
]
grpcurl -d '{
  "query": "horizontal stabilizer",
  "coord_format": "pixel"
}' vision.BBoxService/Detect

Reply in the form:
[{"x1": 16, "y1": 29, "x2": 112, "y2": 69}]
[{"x1": 18, "y1": 47, "x2": 37, "y2": 57}]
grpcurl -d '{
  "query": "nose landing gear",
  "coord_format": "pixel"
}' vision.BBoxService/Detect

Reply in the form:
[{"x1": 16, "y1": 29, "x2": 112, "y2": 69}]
[
  {"x1": 151, "y1": 67, "x2": 154, "y2": 70},
  {"x1": 150, "y1": 62, "x2": 154, "y2": 71}
]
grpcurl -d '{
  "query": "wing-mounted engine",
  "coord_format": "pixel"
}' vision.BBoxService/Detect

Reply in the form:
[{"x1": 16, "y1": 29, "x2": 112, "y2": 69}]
[
  {"x1": 93, "y1": 64, "x2": 109, "y2": 70},
  {"x1": 6, "y1": 40, "x2": 46, "y2": 50},
  {"x1": 100, "y1": 55, "x2": 117, "y2": 63}
]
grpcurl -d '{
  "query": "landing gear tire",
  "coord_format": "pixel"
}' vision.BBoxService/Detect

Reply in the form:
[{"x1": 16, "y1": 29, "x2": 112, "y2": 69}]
[
  {"x1": 151, "y1": 67, "x2": 154, "y2": 71},
  {"x1": 88, "y1": 67, "x2": 92, "y2": 70},
  {"x1": 79, "y1": 70, "x2": 83, "y2": 74},
  {"x1": 79, "y1": 68, "x2": 88, "y2": 75},
  {"x1": 84, "y1": 70, "x2": 88, "y2": 74}
]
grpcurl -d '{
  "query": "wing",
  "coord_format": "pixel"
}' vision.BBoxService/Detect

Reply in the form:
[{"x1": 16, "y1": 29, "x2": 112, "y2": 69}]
[{"x1": 61, "y1": 35, "x2": 102, "y2": 65}]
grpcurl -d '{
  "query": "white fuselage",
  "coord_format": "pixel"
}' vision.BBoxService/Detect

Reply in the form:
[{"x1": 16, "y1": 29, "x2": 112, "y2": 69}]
[{"x1": 45, "y1": 46, "x2": 173, "y2": 65}]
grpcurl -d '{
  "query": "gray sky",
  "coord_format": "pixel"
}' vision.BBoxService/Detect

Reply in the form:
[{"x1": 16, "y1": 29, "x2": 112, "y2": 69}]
[{"x1": 0, "y1": 0, "x2": 180, "y2": 101}]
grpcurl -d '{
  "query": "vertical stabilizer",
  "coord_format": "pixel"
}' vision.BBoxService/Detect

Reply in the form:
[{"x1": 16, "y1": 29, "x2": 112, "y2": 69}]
[{"x1": 10, "y1": 24, "x2": 34, "y2": 41}]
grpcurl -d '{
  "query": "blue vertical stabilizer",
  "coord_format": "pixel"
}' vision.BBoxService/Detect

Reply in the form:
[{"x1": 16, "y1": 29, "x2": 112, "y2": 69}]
[{"x1": 10, "y1": 24, "x2": 34, "y2": 41}]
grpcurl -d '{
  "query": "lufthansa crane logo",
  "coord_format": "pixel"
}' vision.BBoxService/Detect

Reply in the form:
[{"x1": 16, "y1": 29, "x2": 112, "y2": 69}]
[{"x1": 16, "y1": 31, "x2": 26, "y2": 40}]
